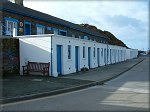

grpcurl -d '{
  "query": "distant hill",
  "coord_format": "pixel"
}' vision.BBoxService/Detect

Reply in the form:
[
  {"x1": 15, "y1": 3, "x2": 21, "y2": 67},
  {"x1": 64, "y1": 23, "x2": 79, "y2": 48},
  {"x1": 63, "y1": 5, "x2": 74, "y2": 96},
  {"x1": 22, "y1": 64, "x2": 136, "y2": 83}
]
[
  {"x1": 79, "y1": 24, "x2": 128, "y2": 48},
  {"x1": 103, "y1": 31, "x2": 128, "y2": 48}
]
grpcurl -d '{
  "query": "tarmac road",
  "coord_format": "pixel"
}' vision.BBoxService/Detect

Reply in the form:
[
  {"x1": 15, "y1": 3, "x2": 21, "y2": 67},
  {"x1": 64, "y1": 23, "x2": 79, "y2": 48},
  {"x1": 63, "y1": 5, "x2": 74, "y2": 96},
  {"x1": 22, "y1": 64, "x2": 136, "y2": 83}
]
[{"x1": 1, "y1": 57, "x2": 149, "y2": 111}]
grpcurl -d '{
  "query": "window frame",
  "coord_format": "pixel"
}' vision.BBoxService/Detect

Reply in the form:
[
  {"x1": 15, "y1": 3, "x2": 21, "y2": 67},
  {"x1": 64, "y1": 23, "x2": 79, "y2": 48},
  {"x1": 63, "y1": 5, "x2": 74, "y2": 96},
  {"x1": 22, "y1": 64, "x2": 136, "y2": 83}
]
[
  {"x1": 36, "y1": 24, "x2": 45, "y2": 35},
  {"x1": 4, "y1": 17, "x2": 18, "y2": 36},
  {"x1": 59, "y1": 29, "x2": 67, "y2": 36}
]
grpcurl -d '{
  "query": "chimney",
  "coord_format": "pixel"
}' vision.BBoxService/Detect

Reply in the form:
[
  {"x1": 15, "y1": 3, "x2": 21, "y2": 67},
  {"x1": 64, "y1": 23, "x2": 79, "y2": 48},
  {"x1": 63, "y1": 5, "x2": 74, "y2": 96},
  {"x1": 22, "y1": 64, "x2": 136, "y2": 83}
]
[{"x1": 15, "y1": 0, "x2": 23, "y2": 6}]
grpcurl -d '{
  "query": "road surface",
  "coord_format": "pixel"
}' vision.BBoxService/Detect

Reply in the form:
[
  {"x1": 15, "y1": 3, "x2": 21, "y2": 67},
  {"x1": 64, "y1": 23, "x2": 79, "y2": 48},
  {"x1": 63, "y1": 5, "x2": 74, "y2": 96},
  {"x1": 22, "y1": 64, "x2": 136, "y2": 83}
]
[{"x1": 1, "y1": 57, "x2": 149, "y2": 111}]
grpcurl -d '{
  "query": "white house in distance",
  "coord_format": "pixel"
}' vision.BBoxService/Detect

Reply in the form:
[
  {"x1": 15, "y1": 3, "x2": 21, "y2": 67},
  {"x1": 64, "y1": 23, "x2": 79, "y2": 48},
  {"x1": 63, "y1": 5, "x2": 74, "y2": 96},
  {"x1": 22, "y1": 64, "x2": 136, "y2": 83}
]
[{"x1": 17, "y1": 34, "x2": 138, "y2": 77}]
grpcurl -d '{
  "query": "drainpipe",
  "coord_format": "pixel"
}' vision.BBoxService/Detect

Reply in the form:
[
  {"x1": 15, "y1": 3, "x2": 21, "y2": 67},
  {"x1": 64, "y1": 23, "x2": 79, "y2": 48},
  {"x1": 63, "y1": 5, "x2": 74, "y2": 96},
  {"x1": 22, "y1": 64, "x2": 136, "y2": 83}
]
[
  {"x1": 50, "y1": 35, "x2": 53, "y2": 76},
  {"x1": 13, "y1": 28, "x2": 17, "y2": 37}
]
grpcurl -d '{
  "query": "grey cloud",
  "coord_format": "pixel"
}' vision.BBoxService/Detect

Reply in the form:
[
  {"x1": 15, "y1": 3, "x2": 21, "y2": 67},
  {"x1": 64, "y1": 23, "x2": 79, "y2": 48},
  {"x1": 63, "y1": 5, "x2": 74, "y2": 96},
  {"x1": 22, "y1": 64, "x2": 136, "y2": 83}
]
[{"x1": 106, "y1": 15, "x2": 146, "y2": 31}]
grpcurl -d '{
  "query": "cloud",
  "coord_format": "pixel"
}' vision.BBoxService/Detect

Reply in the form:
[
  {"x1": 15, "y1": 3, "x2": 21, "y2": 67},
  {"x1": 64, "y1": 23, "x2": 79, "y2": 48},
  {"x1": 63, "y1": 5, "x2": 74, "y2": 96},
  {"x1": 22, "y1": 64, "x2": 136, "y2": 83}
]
[
  {"x1": 23, "y1": 0, "x2": 149, "y2": 50},
  {"x1": 106, "y1": 15, "x2": 143, "y2": 28}
]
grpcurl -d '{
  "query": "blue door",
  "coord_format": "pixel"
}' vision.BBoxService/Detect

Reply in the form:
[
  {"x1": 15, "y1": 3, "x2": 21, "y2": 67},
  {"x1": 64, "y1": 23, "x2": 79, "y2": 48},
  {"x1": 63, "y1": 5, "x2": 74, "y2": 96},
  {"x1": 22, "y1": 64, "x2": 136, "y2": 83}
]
[
  {"x1": 97, "y1": 48, "x2": 100, "y2": 66},
  {"x1": 88, "y1": 47, "x2": 91, "y2": 68},
  {"x1": 24, "y1": 24, "x2": 31, "y2": 35},
  {"x1": 57, "y1": 45, "x2": 62, "y2": 75},
  {"x1": 75, "y1": 46, "x2": 79, "y2": 72},
  {"x1": 104, "y1": 48, "x2": 106, "y2": 65}
]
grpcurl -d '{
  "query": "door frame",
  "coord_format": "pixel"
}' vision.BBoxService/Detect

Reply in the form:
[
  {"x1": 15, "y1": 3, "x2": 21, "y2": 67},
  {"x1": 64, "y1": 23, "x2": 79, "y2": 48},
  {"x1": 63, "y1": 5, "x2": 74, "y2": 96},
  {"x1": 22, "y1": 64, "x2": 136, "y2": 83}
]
[
  {"x1": 56, "y1": 45, "x2": 62, "y2": 75},
  {"x1": 75, "y1": 46, "x2": 79, "y2": 72},
  {"x1": 24, "y1": 21, "x2": 31, "y2": 35},
  {"x1": 88, "y1": 47, "x2": 91, "y2": 68}
]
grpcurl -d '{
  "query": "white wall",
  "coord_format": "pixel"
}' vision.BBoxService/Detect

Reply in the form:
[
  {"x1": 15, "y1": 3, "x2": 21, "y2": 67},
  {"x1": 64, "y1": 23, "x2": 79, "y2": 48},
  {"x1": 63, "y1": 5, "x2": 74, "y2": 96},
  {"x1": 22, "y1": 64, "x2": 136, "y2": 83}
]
[
  {"x1": 19, "y1": 35, "x2": 52, "y2": 76},
  {"x1": 126, "y1": 48, "x2": 138, "y2": 59},
  {"x1": 51, "y1": 35, "x2": 129, "y2": 77},
  {"x1": 130, "y1": 49, "x2": 138, "y2": 59},
  {"x1": 18, "y1": 34, "x2": 138, "y2": 77},
  {"x1": 126, "y1": 49, "x2": 131, "y2": 59}
]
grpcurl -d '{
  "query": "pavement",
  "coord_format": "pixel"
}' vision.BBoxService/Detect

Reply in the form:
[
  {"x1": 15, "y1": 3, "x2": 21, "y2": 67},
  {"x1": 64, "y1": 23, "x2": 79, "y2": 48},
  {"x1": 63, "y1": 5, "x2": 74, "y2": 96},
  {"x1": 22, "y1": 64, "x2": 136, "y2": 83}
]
[
  {"x1": 1, "y1": 56, "x2": 145, "y2": 104},
  {"x1": 62, "y1": 57, "x2": 144, "y2": 82}
]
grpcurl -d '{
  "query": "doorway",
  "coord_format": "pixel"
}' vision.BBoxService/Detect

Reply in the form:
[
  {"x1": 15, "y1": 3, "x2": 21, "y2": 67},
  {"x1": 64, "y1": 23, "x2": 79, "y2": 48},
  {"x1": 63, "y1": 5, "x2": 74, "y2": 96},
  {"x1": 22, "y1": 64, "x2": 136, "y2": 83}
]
[
  {"x1": 88, "y1": 47, "x2": 91, "y2": 68},
  {"x1": 57, "y1": 45, "x2": 62, "y2": 75},
  {"x1": 24, "y1": 22, "x2": 31, "y2": 35},
  {"x1": 75, "y1": 46, "x2": 79, "y2": 72}
]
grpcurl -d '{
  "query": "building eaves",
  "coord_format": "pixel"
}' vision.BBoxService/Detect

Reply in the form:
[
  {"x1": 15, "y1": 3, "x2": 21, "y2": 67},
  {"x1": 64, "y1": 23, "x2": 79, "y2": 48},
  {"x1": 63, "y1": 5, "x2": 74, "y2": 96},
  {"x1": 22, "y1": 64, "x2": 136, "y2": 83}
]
[{"x1": 0, "y1": 1, "x2": 108, "y2": 39}]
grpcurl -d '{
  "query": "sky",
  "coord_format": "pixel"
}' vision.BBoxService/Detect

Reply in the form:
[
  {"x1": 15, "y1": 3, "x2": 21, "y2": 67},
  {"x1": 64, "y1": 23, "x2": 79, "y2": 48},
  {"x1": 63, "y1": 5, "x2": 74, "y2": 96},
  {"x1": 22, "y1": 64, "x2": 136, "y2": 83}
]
[{"x1": 21, "y1": 0, "x2": 149, "y2": 51}]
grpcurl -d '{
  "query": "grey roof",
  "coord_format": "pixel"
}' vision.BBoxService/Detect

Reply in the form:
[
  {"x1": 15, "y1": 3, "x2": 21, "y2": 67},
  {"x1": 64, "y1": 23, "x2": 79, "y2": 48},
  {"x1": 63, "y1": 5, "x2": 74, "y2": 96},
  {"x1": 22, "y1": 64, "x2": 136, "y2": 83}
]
[{"x1": 0, "y1": 1, "x2": 108, "y2": 39}]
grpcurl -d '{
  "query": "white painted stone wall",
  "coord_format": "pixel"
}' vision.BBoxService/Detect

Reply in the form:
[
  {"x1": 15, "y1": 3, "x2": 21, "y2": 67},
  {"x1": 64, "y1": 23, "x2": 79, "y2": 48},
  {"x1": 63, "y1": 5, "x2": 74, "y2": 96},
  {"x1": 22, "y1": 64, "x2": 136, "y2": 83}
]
[
  {"x1": 126, "y1": 49, "x2": 131, "y2": 59},
  {"x1": 130, "y1": 49, "x2": 138, "y2": 59},
  {"x1": 19, "y1": 35, "x2": 52, "y2": 76},
  {"x1": 17, "y1": 34, "x2": 138, "y2": 77},
  {"x1": 126, "y1": 48, "x2": 138, "y2": 60}
]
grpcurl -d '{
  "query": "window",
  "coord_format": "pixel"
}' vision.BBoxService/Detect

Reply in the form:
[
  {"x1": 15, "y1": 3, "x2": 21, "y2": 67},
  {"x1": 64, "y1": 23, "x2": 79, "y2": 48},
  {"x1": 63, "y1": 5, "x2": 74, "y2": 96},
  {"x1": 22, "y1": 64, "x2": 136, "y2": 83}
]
[
  {"x1": 5, "y1": 17, "x2": 18, "y2": 36},
  {"x1": 59, "y1": 29, "x2": 67, "y2": 36},
  {"x1": 93, "y1": 47, "x2": 95, "y2": 58},
  {"x1": 47, "y1": 27, "x2": 52, "y2": 31},
  {"x1": 47, "y1": 27, "x2": 54, "y2": 34},
  {"x1": 83, "y1": 46, "x2": 85, "y2": 58},
  {"x1": 36, "y1": 24, "x2": 45, "y2": 34},
  {"x1": 68, "y1": 45, "x2": 71, "y2": 59},
  {"x1": 101, "y1": 48, "x2": 103, "y2": 57},
  {"x1": 83, "y1": 36, "x2": 89, "y2": 40},
  {"x1": 53, "y1": 28, "x2": 58, "y2": 35}
]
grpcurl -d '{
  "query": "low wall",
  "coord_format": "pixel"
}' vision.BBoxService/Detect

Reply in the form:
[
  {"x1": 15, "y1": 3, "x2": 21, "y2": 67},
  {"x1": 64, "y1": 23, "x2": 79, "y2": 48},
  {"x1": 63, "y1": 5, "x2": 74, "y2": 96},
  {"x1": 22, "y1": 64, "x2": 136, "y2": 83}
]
[{"x1": 1, "y1": 37, "x2": 20, "y2": 75}]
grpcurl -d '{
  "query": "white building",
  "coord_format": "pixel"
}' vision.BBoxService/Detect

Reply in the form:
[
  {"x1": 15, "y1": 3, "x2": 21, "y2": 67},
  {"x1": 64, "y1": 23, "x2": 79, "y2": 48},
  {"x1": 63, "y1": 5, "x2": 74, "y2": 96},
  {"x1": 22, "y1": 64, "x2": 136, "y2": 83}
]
[{"x1": 17, "y1": 34, "x2": 138, "y2": 77}]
